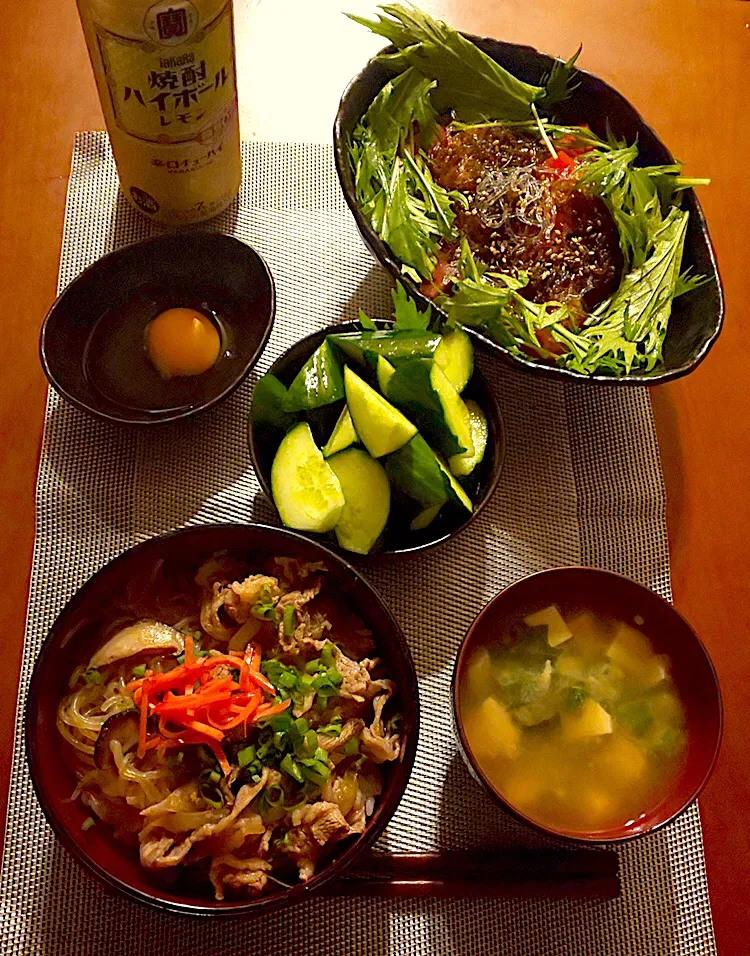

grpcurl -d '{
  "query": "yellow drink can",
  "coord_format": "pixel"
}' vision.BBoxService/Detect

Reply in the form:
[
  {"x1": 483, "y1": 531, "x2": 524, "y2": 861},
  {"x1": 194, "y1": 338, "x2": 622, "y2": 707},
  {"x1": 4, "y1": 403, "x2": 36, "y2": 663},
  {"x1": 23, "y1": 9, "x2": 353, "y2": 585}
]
[{"x1": 77, "y1": 0, "x2": 242, "y2": 225}]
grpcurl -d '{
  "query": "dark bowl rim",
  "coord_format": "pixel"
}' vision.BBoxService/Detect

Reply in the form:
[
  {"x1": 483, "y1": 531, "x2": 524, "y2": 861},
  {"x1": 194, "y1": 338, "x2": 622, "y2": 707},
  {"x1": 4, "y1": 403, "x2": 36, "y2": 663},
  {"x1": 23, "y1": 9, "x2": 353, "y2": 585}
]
[
  {"x1": 24, "y1": 521, "x2": 420, "y2": 917},
  {"x1": 333, "y1": 35, "x2": 725, "y2": 386},
  {"x1": 247, "y1": 318, "x2": 506, "y2": 558},
  {"x1": 450, "y1": 566, "x2": 723, "y2": 845},
  {"x1": 39, "y1": 233, "x2": 277, "y2": 426}
]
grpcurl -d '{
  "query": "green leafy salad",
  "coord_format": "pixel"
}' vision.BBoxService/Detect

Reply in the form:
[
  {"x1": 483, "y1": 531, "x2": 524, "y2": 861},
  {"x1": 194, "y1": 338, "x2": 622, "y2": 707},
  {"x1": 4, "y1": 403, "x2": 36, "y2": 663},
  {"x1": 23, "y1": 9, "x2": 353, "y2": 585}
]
[
  {"x1": 252, "y1": 287, "x2": 490, "y2": 554},
  {"x1": 347, "y1": 3, "x2": 710, "y2": 376}
]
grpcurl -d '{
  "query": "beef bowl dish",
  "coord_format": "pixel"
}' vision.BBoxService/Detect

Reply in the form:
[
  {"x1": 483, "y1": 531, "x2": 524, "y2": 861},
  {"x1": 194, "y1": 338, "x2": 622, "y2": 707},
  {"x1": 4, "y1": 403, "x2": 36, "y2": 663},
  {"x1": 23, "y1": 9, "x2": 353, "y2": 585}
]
[{"x1": 26, "y1": 524, "x2": 418, "y2": 916}]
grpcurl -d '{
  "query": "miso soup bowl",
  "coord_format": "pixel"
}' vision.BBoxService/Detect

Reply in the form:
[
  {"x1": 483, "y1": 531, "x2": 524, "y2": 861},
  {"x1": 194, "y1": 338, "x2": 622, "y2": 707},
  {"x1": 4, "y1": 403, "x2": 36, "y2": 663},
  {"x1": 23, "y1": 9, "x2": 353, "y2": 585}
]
[{"x1": 451, "y1": 567, "x2": 722, "y2": 843}]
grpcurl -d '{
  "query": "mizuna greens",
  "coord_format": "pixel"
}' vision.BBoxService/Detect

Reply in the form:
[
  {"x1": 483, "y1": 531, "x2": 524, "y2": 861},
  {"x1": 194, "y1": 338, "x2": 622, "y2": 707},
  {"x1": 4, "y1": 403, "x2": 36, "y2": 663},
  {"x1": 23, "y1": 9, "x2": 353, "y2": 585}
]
[{"x1": 348, "y1": 3, "x2": 709, "y2": 376}]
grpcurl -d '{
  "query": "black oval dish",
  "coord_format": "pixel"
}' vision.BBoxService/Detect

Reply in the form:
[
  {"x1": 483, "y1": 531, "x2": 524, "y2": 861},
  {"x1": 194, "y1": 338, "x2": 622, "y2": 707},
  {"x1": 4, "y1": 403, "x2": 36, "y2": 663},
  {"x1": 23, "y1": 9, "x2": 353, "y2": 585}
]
[
  {"x1": 40, "y1": 233, "x2": 275, "y2": 424},
  {"x1": 25, "y1": 523, "x2": 419, "y2": 918},
  {"x1": 248, "y1": 320, "x2": 504, "y2": 558},
  {"x1": 334, "y1": 38, "x2": 723, "y2": 385}
]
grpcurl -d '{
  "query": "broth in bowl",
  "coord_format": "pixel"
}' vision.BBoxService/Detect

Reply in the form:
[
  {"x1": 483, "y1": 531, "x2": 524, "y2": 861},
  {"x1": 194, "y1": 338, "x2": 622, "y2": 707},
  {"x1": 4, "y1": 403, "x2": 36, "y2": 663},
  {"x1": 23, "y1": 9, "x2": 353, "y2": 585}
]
[{"x1": 458, "y1": 604, "x2": 687, "y2": 835}]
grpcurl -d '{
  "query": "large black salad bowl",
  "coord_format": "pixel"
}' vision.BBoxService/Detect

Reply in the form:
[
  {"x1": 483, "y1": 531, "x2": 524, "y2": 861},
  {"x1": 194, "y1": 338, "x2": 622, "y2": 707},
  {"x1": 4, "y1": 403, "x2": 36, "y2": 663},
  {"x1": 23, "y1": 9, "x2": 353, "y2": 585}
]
[
  {"x1": 334, "y1": 36, "x2": 723, "y2": 385},
  {"x1": 25, "y1": 523, "x2": 419, "y2": 917}
]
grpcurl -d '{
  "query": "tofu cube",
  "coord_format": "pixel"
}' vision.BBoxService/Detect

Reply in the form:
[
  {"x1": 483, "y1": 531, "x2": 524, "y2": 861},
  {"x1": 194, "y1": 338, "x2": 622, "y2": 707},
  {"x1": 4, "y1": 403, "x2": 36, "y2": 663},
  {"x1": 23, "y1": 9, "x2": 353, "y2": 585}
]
[
  {"x1": 607, "y1": 623, "x2": 666, "y2": 687},
  {"x1": 561, "y1": 699, "x2": 613, "y2": 740},
  {"x1": 524, "y1": 605, "x2": 573, "y2": 647},
  {"x1": 464, "y1": 697, "x2": 521, "y2": 760}
]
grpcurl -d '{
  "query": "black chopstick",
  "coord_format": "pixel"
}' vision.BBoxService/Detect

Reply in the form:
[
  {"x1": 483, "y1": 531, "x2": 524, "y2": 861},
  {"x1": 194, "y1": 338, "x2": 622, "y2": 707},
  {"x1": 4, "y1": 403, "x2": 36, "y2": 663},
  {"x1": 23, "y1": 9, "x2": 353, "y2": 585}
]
[{"x1": 323, "y1": 849, "x2": 620, "y2": 899}]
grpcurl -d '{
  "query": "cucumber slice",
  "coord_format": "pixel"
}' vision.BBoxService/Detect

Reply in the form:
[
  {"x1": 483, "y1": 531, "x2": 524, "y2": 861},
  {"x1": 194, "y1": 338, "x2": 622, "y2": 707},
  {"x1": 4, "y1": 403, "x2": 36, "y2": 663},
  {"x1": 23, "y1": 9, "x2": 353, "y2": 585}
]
[
  {"x1": 387, "y1": 359, "x2": 474, "y2": 458},
  {"x1": 437, "y1": 458, "x2": 473, "y2": 512},
  {"x1": 271, "y1": 423, "x2": 345, "y2": 532},
  {"x1": 328, "y1": 449, "x2": 390, "y2": 554},
  {"x1": 252, "y1": 373, "x2": 296, "y2": 431},
  {"x1": 384, "y1": 434, "x2": 449, "y2": 509},
  {"x1": 434, "y1": 327, "x2": 474, "y2": 393},
  {"x1": 377, "y1": 356, "x2": 396, "y2": 395},
  {"x1": 322, "y1": 406, "x2": 357, "y2": 458},
  {"x1": 410, "y1": 503, "x2": 443, "y2": 531},
  {"x1": 449, "y1": 400, "x2": 488, "y2": 477},
  {"x1": 344, "y1": 366, "x2": 417, "y2": 458},
  {"x1": 329, "y1": 331, "x2": 442, "y2": 368},
  {"x1": 286, "y1": 339, "x2": 344, "y2": 411}
]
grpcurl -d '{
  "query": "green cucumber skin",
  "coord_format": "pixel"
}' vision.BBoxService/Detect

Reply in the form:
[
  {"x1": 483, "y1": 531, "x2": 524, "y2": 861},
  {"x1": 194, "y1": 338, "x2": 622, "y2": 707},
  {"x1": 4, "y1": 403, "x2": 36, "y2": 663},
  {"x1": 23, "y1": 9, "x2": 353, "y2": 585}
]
[
  {"x1": 329, "y1": 331, "x2": 442, "y2": 368},
  {"x1": 328, "y1": 448, "x2": 391, "y2": 555},
  {"x1": 434, "y1": 327, "x2": 474, "y2": 393},
  {"x1": 384, "y1": 434, "x2": 449, "y2": 510},
  {"x1": 386, "y1": 358, "x2": 465, "y2": 457},
  {"x1": 271, "y1": 422, "x2": 345, "y2": 533},
  {"x1": 437, "y1": 457, "x2": 473, "y2": 512},
  {"x1": 286, "y1": 339, "x2": 345, "y2": 411}
]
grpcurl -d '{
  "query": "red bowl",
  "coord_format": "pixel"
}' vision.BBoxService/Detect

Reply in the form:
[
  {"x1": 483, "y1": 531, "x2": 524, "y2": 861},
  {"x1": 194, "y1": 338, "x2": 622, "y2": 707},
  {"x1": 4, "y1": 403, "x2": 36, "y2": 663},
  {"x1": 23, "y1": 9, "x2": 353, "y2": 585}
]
[
  {"x1": 25, "y1": 523, "x2": 419, "y2": 917},
  {"x1": 451, "y1": 567, "x2": 722, "y2": 843}
]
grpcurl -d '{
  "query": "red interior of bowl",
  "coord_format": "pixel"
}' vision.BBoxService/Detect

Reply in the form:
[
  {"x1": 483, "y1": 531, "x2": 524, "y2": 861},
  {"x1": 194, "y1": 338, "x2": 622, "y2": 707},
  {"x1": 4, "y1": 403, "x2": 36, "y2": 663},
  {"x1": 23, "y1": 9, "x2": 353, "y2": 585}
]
[
  {"x1": 26, "y1": 524, "x2": 418, "y2": 916},
  {"x1": 453, "y1": 567, "x2": 722, "y2": 843}
]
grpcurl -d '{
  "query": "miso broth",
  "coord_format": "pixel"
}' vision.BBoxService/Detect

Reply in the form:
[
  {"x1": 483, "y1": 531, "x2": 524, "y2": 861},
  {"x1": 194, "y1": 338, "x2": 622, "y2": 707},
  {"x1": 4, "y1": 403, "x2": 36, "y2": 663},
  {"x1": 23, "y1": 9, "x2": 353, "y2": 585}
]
[{"x1": 459, "y1": 606, "x2": 687, "y2": 834}]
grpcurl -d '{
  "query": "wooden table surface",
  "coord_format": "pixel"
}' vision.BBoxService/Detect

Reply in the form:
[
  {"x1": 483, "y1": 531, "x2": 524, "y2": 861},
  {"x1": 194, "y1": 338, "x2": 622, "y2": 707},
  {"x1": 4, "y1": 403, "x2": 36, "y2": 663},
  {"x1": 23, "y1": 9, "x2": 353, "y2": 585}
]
[{"x1": 1, "y1": 0, "x2": 748, "y2": 949}]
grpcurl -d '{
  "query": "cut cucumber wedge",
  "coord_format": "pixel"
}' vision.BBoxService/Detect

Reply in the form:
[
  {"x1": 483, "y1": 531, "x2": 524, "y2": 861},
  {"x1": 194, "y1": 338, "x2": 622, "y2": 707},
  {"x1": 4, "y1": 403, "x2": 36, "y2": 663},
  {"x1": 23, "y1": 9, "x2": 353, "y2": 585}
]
[
  {"x1": 329, "y1": 331, "x2": 442, "y2": 368},
  {"x1": 344, "y1": 366, "x2": 416, "y2": 458},
  {"x1": 376, "y1": 356, "x2": 396, "y2": 395},
  {"x1": 387, "y1": 359, "x2": 474, "y2": 459},
  {"x1": 384, "y1": 434, "x2": 449, "y2": 509},
  {"x1": 434, "y1": 327, "x2": 474, "y2": 393},
  {"x1": 322, "y1": 405, "x2": 357, "y2": 458},
  {"x1": 328, "y1": 448, "x2": 390, "y2": 554},
  {"x1": 271, "y1": 423, "x2": 345, "y2": 532},
  {"x1": 437, "y1": 458, "x2": 473, "y2": 512},
  {"x1": 410, "y1": 503, "x2": 443, "y2": 531},
  {"x1": 286, "y1": 339, "x2": 344, "y2": 411},
  {"x1": 449, "y1": 400, "x2": 488, "y2": 477}
]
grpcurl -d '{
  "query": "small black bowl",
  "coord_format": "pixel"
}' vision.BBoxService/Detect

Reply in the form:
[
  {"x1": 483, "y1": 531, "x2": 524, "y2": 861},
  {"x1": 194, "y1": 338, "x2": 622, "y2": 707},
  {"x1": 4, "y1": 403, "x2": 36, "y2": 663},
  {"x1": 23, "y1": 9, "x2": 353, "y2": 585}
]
[
  {"x1": 40, "y1": 233, "x2": 275, "y2": 424},
  {"x1": 248, "y1": 320, "x2": 504, "y2": 557},
  {"x1": 334, "y1": 37, "x2": 723, "y2": 385},
  {"x1": 25, "y1": 522, "x2": 419, "y2": 917}
]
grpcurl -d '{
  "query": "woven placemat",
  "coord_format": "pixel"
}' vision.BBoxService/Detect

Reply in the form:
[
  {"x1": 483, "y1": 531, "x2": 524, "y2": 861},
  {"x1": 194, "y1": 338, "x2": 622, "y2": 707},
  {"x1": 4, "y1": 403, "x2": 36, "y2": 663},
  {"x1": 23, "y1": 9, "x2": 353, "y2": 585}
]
[{"x1": 0, "y1": 134, "x2": 716, "y2": 955}]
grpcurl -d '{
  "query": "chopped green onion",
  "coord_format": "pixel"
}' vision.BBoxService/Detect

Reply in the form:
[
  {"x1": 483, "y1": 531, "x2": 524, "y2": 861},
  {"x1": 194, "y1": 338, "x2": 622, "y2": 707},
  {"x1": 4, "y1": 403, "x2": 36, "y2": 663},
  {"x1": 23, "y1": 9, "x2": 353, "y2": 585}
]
[
  {"x1": 317, "y1": 719, "x2": 342, "y2": 737},
  {"x1": 81, "y1": 816, "x2": 95, "y2": 832},
  {"x1": 296, "y1": 729, "x2": 318, "y2": 758},
  {"x1": 344, "y1": 737, "x2": 360, "y2": 756},
  {"x1": 280, "y1": 753, "x2": 305, "y2": 784},
  {"x1": 131, "y1": 664, "x2": 147, "y2": 679},
  {"x1": 209, "y1": 770, "x2": 221, "y2": 784},
  {"x1": 302, "y1": 759, "x2": 331, "y2": 786},
  {"x1": 562, "y1": 685, "x2": 586, "y2": 710},
  {"x1": 283, "y1": 605, "x2": 296, "y2": 637},
  {"x1": 264, "y1": 784, "x2": 285, "y2": 807},
  {"x1": 82, "y1": 669, "x2": 103, "y2": 685},
  {"x1": 251, "y1": 600, "x2": 278, "y2": 621}
]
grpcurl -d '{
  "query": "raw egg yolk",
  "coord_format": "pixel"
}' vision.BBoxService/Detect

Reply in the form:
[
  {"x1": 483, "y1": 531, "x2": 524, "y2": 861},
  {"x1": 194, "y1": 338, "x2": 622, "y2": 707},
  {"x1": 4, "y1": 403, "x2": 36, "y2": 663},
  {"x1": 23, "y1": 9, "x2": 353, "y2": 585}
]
[{"x1": 144, "y1": 308, "x2": 221, "y2": 379}]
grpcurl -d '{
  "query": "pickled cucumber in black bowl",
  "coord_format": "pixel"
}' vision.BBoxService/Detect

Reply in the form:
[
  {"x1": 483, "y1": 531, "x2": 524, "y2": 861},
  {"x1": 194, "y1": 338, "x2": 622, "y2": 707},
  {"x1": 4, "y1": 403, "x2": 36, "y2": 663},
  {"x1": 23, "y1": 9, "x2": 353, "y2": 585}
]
[{"x1": 248, "y1": 289, "x2": 504, "y2": 557}]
